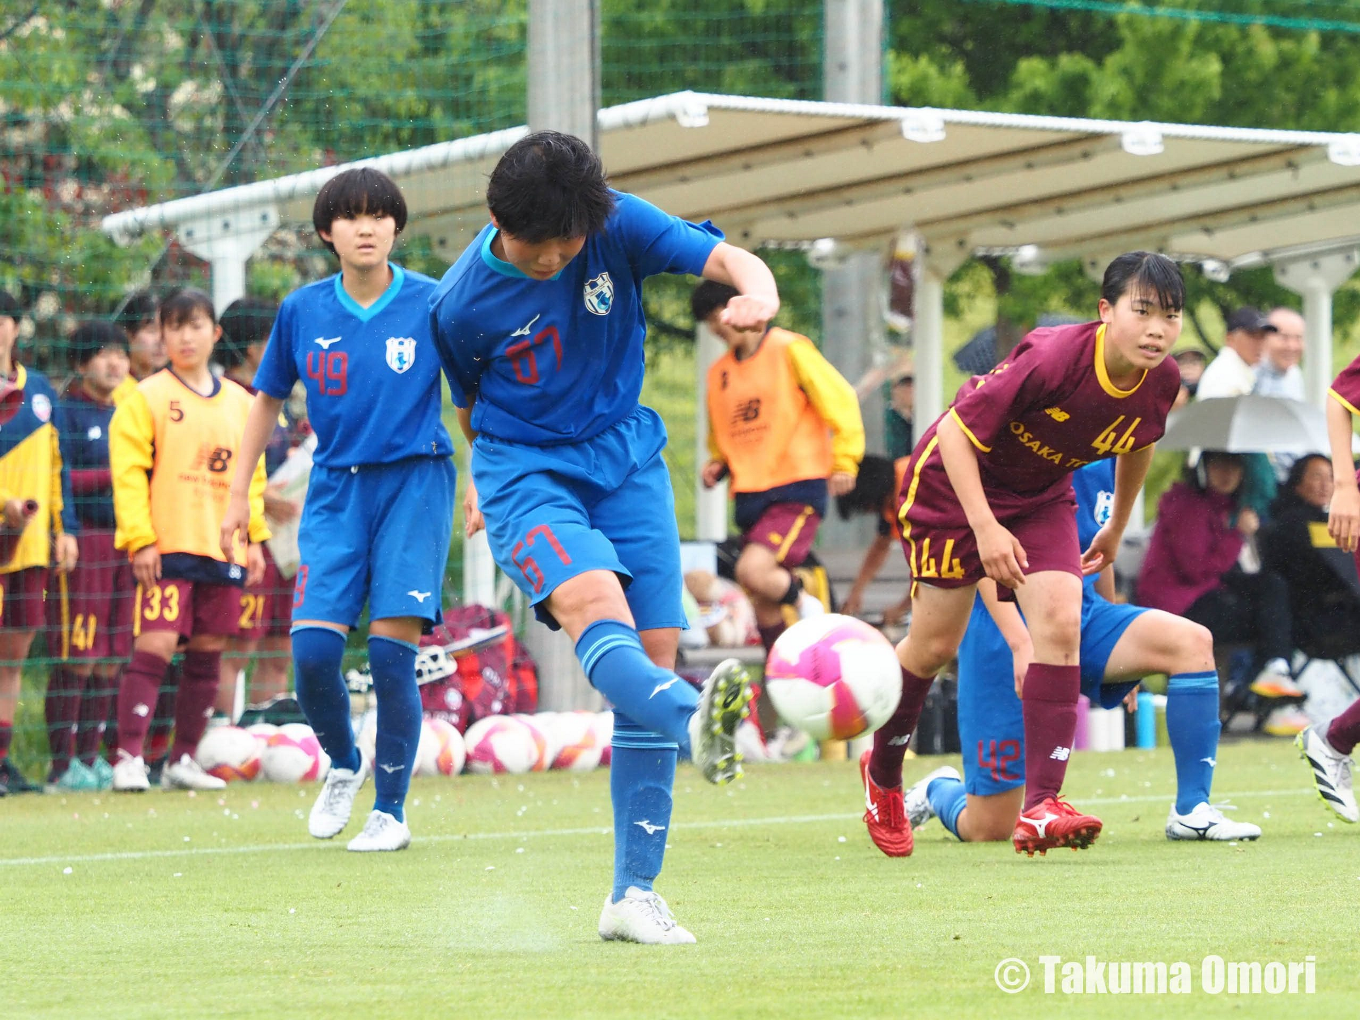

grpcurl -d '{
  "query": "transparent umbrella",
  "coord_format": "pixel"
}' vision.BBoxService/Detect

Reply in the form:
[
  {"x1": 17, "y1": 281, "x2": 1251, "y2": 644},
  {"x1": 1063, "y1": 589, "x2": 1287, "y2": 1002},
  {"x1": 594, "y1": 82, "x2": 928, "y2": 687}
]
[{"x1": 1158, "y1": 395, "x2": 1330, "y2": 453}]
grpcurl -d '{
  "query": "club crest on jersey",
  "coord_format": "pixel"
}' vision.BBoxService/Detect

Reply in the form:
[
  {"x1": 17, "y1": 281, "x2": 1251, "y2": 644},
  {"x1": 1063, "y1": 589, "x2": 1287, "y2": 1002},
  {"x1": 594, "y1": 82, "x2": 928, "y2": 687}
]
[
  {"x1": 1094, "y1": 489, "x2": 1115, "y2": 528},
  {"x1": 583, "y1": 272, "x2": 613, "y2": 316},
  {"x1": 385, "y1": 336, "x2": 416, "y2": 374},
  {"x1": 30, "y1": 393, "x2": 51, "y2": 423}
]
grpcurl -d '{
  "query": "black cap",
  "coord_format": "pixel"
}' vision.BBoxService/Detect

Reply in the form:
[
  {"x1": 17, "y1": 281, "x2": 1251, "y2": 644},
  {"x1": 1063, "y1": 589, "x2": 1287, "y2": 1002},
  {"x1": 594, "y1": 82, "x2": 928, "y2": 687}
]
[{"x1": 1225, "y1": 306, "x2": 1277, "y2": 334}]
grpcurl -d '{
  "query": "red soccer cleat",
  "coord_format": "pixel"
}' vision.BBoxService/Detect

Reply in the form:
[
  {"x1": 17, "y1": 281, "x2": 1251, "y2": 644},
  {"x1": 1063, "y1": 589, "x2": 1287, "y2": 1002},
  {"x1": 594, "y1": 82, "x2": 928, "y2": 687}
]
[
  {"x1": 859, "y1": 749, "x2": 913, "y2": 857},
  {"x1": 1013, "y1": 796, "x2": 1103, "y2": 856}
]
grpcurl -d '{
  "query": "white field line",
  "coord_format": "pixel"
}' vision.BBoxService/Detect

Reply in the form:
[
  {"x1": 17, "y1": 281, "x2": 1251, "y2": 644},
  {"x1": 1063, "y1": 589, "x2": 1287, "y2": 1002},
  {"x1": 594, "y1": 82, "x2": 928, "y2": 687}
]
[{"x1": 0, "y1": 787, "x2": 1315, "y2": 870}]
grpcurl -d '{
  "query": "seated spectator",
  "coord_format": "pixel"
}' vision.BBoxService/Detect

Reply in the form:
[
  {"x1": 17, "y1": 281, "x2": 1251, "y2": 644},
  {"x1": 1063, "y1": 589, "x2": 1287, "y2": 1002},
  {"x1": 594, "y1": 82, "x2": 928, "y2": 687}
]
[
  {"x1": 1172, "y1": 349, "x2": 1206, "y2": 410},
  {"x1": 1262, "y1": 454, "x2": 1360, "y2": 658},
  {"x1": 1137, "y1": 451, "x2": 1298, "y2": 698},
  {"x1": 684, "y1": 569, "x2": 759, "y2": 649},
  {"x1": 834, "y1": 454, "x2": 912, "y2": 624}
]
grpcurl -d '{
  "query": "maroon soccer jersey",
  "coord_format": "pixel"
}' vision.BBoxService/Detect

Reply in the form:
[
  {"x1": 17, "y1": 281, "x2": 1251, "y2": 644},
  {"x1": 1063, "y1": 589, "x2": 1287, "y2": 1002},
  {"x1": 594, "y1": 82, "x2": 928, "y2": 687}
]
[
  {"x1": 898, "y1": 320, "x2": 1179, "y2": 587},
  {"x1": 1330, "y1": 356, "x2": 1360, "y2": 421}
]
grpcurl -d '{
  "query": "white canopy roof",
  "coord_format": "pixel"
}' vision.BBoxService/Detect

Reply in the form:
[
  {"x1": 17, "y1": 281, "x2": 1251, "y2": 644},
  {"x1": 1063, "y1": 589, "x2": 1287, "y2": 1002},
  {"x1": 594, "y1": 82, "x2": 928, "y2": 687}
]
[{"x1": 103, "y1": 90, "x2": 1360, "y2": 267}]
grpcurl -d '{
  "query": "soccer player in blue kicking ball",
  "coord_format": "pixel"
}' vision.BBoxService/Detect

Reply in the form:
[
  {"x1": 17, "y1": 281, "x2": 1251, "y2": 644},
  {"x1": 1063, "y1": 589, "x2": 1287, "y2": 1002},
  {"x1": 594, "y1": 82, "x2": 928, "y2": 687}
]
[
  {"x1": 221, "y1": 167, "x2": 456, "y2": 853},
  {"x1": 430, "y1": 132, "x2": 777, "y2": 944},
  {"x1": 903, "y1": 459, "x2": 1262, "y2": 848}
]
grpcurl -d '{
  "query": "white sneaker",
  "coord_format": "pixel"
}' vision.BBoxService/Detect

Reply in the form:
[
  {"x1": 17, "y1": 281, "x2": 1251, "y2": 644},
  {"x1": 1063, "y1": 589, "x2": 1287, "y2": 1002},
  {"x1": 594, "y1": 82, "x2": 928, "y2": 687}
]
[
  {"x1": 308, "y1": 760, "x2": 369, "y2": 839},
  {"x1": 346, "y1": 809, "x2": 411, "y2": 852},
  {"x1": 1296, "y1": 726, "x2": 1358, "y2": 823},
  {"x1": 598, "y1": 887, "x2": 696, "y2": 945},
  {"x1": 734, "y1": 720, "x2": 769, "y2": 764},
  {"x1": 796, "y1": 592, "x2": 825, "y2": 619},
  {"x1": 1263, "y1": 705, "x2": 1310, "y2": 737},
  {"x1": 904, "y1": 765, "x2": 962, "y2": 830},
  {"x1": 1250, "y1": 658, "x2": 1304, "y2": 698},
  {"x1": 1165, "y1": 801, "x2": 1262, "y2": 841},
  {"x1": 162, "y1": 753, "x2": 227, "y2": 791},
  {"x1": 687, "y1": 658, "x2": 752, "y2": 785},
  {"x1": 111, "y1": 751, "x2": 150, "y2": 792}
]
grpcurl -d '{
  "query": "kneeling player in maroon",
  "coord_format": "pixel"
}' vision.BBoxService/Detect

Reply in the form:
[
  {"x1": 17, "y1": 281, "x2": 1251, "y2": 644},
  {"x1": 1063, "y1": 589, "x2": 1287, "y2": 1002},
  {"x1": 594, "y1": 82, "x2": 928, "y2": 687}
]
[{"x1": 860, "y1": 252, "x2": 1183, "y2": 858}]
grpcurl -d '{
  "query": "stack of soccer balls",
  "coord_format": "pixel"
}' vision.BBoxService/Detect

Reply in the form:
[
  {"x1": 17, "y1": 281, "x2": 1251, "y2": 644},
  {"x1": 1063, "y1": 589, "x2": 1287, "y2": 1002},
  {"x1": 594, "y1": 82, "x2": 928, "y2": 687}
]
[{"x1": 193, "y1": 710, "x2": 616, "y2": 782}]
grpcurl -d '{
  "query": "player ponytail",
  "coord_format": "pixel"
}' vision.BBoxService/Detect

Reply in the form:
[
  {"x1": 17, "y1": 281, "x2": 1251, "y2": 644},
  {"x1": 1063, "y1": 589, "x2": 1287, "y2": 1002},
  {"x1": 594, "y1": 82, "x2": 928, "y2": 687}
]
[
  {"x1": 1101, "y1": 251, "x2": 1185, "y2": 312},
  {"x1": 487, "y1": 131, "x2": 615, "y2": 242}
]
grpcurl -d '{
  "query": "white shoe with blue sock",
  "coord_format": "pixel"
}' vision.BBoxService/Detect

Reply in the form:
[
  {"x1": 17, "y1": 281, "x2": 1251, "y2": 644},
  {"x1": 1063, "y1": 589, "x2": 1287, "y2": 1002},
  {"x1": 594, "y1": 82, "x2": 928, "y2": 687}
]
[
  {"x1": 309, "y1": 758, "x2": 369, "y2": 839},
  {"x1": 905, "y1": 765, "x2": 962, "y2": 829},
  {"x1": 1165, "y1": 801, "x2": 1261, "y2": 841},
  {"x1": 599, "y1": 887, "x2": 695, "y2": 945},
  {"x1": 347, "y1": 808, "x2": 411, "y2": 852}
]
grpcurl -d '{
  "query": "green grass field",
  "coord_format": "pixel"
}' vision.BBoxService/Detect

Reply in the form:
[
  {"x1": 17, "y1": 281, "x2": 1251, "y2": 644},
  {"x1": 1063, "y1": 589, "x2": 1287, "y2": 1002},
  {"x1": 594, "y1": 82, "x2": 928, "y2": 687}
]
[{"x1": 3, "y1": 738, "x2": 1354, "y2": 1019}]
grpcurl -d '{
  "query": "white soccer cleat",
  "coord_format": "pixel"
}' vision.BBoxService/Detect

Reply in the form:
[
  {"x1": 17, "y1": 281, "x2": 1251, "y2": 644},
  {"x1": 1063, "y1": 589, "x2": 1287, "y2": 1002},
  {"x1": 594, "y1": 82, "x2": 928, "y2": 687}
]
[
  {"x1": 1296, "y1": 726, "x2": 1358, "y2": 823},
  {"x1": 346, "y1": 809, "x2": 411, "y2": 852},
  {"x1": 1165, "y1": 801, "x2": 1262, "y2": 841},
  {"x1": 903, "y1": 765, "x2": 962, "y2": 830},
  {"x1": 162, "y1": 753, "x2": 227, "y2": 791},
  {"x1": 687, "y1": 658, "x2": 753, "y2": 785},
  {"x1": 308, "y1": 760, "x2": 369, "y2": 839},
  {"x1": 111, "y1": 751, "x2": 150, "y2": 793},
  {"x1": 598, "y1": 887, "x2": 696, "y2": 945}
]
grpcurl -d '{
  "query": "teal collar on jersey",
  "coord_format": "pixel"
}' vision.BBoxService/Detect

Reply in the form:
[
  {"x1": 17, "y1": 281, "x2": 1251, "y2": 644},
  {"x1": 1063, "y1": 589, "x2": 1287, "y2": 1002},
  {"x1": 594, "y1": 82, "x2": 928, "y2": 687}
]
[
  {"x1": 480, "y1": 230, "x2": 565, "y2": 281},
  {"x1": 333, "y1": 263, "x2": 406, "y2": 322}
]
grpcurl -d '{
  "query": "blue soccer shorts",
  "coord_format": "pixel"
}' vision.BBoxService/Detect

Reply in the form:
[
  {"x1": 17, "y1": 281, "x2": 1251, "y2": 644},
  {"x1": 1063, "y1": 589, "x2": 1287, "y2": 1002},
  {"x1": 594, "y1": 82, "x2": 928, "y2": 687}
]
[
  {"x1": 956, "y1": 585, "x2": 1149, "y2": 796},
  {"x1": 293, "y1": 455, "x2": 455, "y2": 628},
  {"x1": 472, "y1": 405, "x2": 685, "y2": 633}
]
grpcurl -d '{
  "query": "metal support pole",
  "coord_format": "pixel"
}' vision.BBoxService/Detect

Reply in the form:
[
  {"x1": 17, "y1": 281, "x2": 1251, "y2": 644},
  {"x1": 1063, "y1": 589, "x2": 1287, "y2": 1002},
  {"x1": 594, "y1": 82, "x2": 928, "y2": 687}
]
[
  {"x1": 819, "y1": 0, "x2": 884, "y2": 554},
  {"x1": 528, "y1": 0, "x2": 600, "y2": 149}
]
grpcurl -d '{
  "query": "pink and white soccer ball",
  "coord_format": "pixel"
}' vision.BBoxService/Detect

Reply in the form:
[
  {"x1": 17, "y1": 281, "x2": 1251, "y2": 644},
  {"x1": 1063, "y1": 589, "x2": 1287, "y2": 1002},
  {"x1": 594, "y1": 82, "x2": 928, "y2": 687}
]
[
  {"x1": 512, "y1": 713, "x2": 556, "y2": 771},
  {"x1": 414, "y1": 717, "x2": 466, "y2": 777},
  {"x1": 550, "y1": 710, "x2": 603, "y2": 771},
  {"x1": 195, "y1": 726, "x2": 262, "y2": 782},
  {"x1": 764, "y1": 614, "x2": 902, "y2": 740},
  {"x1": 261, "y1": 723, "x2": 331, "y2": 782},
  {"x1": 463, "y1": 715, "x2": 539, "y2": 775}
]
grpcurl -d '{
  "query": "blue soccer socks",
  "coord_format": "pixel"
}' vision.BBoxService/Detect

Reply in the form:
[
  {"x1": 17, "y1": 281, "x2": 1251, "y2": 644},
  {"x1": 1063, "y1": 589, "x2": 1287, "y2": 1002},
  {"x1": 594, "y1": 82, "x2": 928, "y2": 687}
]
[
  {"x1": 926, "y1": 775, "x2": 968, "y2": 840},
  {"x1": 291, "y1": 626, "x2": 361, "y2": 774},
  {"x1": 367, "y1": 635, "x2": 422, "y2": 823},
  {"x1": 610, "y1": 713, "x2": 678, "y2": 902},
  {"x1": 1166, "y1": 670, "x2": 1221, "y2": 815},
  {"x1": 576, "y1": 619, "x2": 698, "y2": 756}
]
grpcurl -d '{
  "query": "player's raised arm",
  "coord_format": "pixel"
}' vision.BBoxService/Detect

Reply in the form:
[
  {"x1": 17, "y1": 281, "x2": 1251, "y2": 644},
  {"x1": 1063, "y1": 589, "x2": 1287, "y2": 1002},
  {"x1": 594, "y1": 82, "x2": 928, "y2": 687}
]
[
  {"x1": 700, "y1": 242, "x2": 779, "y2": 331},
  {"x1": 220, "y1": 391, "x2": 285, "y2": 559}
]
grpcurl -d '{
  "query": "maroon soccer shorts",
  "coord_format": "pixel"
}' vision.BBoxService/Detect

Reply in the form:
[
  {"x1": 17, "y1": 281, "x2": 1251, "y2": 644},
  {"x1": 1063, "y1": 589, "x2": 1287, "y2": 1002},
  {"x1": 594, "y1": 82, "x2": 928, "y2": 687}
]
[
  {"x1": 900, "y1": 496, "x2": 1080, "y2": 594},
  {"x1": 0, "y1": 566, "x2": 48, "y2": 632},
  {"x1": 742, "y1": 503, "x2": 822, "y2": 568},
  {"x1": 46, "y1": 529, "x2": 134, "y2": 659},
  {"x1": 236, "y1": 547, "x2": 293, "y2": 640},
  {"x1": 133, "y1": 579, "x2": 242, "y2": 641}
]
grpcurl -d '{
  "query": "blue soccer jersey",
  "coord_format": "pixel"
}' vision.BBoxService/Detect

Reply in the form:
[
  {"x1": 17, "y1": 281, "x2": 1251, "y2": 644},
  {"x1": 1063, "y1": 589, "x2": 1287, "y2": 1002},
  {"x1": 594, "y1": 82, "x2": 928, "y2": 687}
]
[
  {"x1": 428, "y1": 191, "x2": 723, "y2": 445},
  {"x1": 1072, "y1": 457, "x2": 1115, "y2": 551},
  {"x1": 255, "y1": 264, "x2": 454, "y2": 467}
]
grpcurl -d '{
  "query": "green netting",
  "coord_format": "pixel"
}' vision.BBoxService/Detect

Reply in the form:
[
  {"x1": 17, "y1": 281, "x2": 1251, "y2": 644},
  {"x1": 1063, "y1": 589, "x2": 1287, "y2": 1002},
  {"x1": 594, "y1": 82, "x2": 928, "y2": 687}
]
[{"x1": 0, "y1": 0, "x2": 838, "y2": 781}]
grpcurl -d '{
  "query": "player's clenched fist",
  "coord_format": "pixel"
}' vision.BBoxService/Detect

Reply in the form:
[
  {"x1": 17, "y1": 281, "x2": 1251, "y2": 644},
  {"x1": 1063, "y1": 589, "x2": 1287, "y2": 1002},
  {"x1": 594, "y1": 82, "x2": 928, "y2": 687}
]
[
  {"x1": 219, "y1": 495, "x2": 251, "y2": 561},
  {"x1": 719, "y1": 294, "x2": 779, "y2": 333}
]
